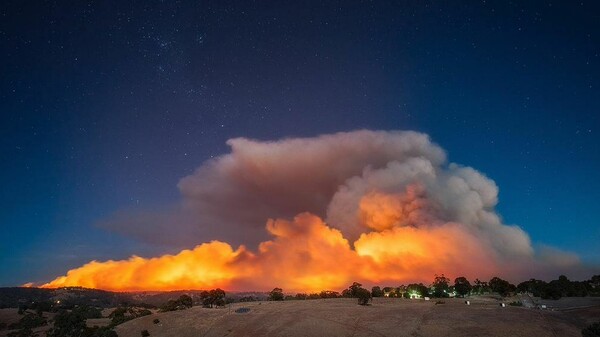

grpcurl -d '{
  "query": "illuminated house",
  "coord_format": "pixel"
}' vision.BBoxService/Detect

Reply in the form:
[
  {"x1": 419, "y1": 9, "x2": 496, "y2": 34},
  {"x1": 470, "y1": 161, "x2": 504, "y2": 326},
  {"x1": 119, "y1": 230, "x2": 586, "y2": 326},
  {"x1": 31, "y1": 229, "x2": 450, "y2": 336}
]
[{"x1": 409, "y1": 291, "x2": 422, "y2": 299}]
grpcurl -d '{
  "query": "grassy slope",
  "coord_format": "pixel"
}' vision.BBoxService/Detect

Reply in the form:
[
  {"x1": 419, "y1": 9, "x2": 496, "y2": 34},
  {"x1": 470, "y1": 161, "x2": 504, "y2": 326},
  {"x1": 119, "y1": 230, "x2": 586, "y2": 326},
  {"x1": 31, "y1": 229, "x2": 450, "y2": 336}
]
[{"x1": 115, "y1": 297, "x2": 598, "y2": 337}]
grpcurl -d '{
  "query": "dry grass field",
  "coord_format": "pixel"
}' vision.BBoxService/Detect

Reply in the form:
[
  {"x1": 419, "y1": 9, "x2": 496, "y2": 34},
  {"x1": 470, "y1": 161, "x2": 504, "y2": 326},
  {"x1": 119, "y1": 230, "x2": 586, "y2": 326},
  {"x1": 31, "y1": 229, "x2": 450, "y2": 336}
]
[
  {"x1": 1, "y1": 297, "x2": 597, "y2": 337},
  {"x1": 113, "y1": 297, "x2": 599, "y2": 337}
]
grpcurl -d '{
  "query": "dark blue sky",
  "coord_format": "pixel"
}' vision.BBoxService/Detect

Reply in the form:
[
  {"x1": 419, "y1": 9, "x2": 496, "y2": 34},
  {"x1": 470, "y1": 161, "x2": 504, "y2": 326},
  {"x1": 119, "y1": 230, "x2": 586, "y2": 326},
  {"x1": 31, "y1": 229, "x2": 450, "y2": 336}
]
[{"x1": 1, "y1": 1, "x2": 599, "y2": 286}]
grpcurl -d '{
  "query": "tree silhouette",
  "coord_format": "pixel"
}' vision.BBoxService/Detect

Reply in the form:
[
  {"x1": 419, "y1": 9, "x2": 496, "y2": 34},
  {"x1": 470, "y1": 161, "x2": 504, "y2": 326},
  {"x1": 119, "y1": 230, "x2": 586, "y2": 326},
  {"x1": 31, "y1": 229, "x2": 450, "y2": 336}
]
[
  {"x1": 371, "y1": 286, "x2": 384, "y2": 297},
  {"x1": 200, "y1": 289, "x2": 226, "y2": 307},
  {"x1": 355, "y1": 287, "x2": 372, "y2": 305},
  {"x1": 454, "y1": 277, "x2": 472, "y2": 297},
  {"x1": 269, "y1": 288, "x2": 284, "y2": 301},
  {"x1": 489, "y1": 277, "x2": 515, "y2": 297},
  {"x1": 432, "y1": 274, "x2": 450, "y2": 298}
]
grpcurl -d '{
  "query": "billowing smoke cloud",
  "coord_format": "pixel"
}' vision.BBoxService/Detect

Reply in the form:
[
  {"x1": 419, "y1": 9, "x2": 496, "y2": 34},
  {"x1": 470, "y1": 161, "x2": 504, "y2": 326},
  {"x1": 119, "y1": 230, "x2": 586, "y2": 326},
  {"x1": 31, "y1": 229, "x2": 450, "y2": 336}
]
[
  {"x1": 43, "y1": 130, "x2": 585, "y2": 291},
  {"x1": 101, "y1": 130, "x2": 446, "y2": 247}
]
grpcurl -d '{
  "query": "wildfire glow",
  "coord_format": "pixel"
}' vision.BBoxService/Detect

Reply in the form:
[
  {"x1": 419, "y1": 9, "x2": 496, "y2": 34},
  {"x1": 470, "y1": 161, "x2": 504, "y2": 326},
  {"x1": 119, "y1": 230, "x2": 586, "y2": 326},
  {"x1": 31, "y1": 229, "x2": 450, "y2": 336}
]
[{"x1": 43, "y1": 211, "x2": 499, "y2": 292}]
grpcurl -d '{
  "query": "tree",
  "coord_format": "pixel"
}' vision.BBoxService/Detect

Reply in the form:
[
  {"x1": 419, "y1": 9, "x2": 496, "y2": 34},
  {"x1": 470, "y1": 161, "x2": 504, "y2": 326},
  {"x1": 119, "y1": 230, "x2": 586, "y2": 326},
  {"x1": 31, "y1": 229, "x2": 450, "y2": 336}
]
[
  {"x1": 308, "y1": 293, "x2": 321, "y2": 299},
  {"x1": 109, "y1": 307, "x2": 130, "y2": 325},
  {"x1": 431, "y1": 274, "x2": 450, "y2": 298},
  {"x1": 295, "y1": 293, "x2": 308, "y2": 300},
  {"x1": 348, "y1": 282, "x2": 363, "y2": 297},
  {"x1": 269, "y1": 288, "x2": 284, "y2": 301},
  {"x1": 200, "y1": 289, "x2": 226, "y2": 307},
  {"x1": 345, "y1": 282, "x2": 371, "y2": 305},
  {"x1": 541, "y1": 283, "x2": 562, "y2": 300},
  {"x1": 454, "y1": 277, "x2": 472, "y2": 297},
  {"x1": 161, "y1": 294, "x2": 194, "y2": 312},
  {"x1": 550, "y1": 275, "x2": 588, "y2": 297},
  {"x1": 199, "y1": 291, "x2": 210, "y2": 307},
  {"x1": 239, "y1": 296, "x2": 257, "y2": 302},
  {"x1": 209, "y1": 289, "x2": 226, "y2": 307},
  {"x1": 395, "y1": 285, "x2": 407, "y2": 298},
  {"x1": 405, "y1": 283, "x2": 429, "y2": 298},
  {"x1": 371, "y1": 286, "x2": 384, "y2": 297},
  {"x1": 355, "y1": 287, "x2": 372, "y2": 305},
  {"x1": 517, "y1": 278, "x2": 549, "y2": 297},
  {"x1": 473, "y1": 278, "x2": 488, "y2": 295},
  {"x1": 46, "y1": 309, "x2": 117, "y2": 337},
  {"x1": 589, "y1": 274, "x2": 600, "y2": 293},
  {"x1": 178, "y1": 295, "x2": 193, "y2": 308},
  {"x1": 319, "y1": 291, "x2": 341, "y2": 298},
  {"x1": 47, "y1": 310, "x2": 87, "y2": 337},
  {"x1": 489, "y1": 277, "x2": 515, "y2": 297}
]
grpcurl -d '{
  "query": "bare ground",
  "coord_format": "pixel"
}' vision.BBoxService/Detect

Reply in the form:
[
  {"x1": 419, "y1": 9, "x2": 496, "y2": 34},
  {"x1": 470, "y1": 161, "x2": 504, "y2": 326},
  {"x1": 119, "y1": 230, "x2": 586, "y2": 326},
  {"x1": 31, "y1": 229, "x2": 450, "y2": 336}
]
[{"x1": 113, "y1": 297, "x2": 598, "y2": 337}]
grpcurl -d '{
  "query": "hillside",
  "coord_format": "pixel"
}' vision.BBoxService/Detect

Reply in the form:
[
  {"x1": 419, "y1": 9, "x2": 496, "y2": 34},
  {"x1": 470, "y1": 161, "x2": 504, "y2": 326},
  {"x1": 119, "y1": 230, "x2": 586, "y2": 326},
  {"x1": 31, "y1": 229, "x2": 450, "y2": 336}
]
[
  {"x1": 0, "y1": 287, "x2": 266, "y2": 309},
  {"x1": 114, "y1": 297, "x2": 600, "y2": 337},
  {"x1": 0, "y1": 287, "x2": 133, "y2": 308}
]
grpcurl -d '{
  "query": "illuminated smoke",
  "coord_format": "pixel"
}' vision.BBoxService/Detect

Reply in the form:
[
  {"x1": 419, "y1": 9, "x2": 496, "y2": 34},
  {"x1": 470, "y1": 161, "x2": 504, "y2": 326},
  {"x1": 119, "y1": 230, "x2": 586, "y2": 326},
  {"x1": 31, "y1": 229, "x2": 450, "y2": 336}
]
[{"x1": 42, "y1": 130, "x2": 583, "y2": 291}]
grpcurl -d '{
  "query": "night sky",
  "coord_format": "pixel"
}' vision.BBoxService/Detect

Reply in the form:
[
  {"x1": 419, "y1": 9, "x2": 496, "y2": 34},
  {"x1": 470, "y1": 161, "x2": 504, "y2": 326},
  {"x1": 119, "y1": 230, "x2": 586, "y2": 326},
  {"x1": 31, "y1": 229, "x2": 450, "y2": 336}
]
[{"x1": 1, "y1": 1, "x2": 599, "y2": 286}]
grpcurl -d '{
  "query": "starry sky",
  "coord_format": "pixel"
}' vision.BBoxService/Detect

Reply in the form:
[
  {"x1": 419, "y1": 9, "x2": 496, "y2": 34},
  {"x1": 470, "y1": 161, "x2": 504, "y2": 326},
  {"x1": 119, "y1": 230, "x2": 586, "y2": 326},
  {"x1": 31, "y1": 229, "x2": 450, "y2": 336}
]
[{"x1": 1, "y1": 1, "x2": 599, "y2": 286}]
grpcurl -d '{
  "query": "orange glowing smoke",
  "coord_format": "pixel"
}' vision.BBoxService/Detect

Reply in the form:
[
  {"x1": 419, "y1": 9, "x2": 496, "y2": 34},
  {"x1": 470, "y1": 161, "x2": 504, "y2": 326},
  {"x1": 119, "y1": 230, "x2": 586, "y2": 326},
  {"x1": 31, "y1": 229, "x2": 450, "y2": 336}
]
[
  {"x1": 43, "y1": 197, "x2": 499, "y2": 292},
  {"x1": 43, "y1": 242, "x2": 249, "y2": 292},
  {"x1": 40, "y1": 130, "x2": 581, "y2": 291}
]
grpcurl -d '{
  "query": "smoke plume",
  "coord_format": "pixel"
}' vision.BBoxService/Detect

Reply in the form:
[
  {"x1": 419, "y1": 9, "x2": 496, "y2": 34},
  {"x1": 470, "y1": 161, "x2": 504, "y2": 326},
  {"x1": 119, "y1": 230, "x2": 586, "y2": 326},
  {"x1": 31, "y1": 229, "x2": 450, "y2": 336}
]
[{"x1": 43, "y1": 130, "x2": 583, "y2": 291}]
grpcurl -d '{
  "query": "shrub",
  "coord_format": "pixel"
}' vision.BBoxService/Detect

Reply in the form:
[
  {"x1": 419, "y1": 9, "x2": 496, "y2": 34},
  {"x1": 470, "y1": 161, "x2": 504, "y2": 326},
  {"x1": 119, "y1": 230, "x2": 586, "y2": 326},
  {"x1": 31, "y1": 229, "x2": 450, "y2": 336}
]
[
  {"x1": 160, "y1": 294, "x2": 194, "y2": 312},
  {"x1": 138, "y1": 309, "x2": 151, "y2": 317},
  {"x1": 582, "y1": 322, "x2": 600, "y2": 337},
  {"x1": 153, "y1": 319, "x2": 160, "y2": 324},
  {"x1": 109, "y1": 306, "x2": 153, "y2": 326},
  {"x1": 141, "y1": 329, "x2": 150, "y2": 337}
]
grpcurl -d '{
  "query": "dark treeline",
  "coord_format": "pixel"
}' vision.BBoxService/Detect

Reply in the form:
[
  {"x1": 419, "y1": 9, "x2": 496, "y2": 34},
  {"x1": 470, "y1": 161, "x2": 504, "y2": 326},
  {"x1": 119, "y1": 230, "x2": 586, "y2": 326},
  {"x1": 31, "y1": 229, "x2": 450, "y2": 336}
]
[
  {"x1": 267, "y1": 274, "x2": 600, "y2": 302},
  {"x1": 517, "y1": 275, "x2": 594, "y2": 300},
  {"x1": 364, "y1": 274, "x2": 600, "y2": 300}
]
